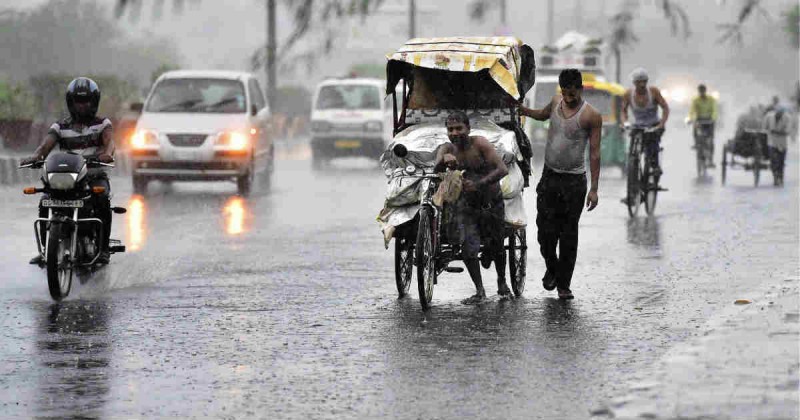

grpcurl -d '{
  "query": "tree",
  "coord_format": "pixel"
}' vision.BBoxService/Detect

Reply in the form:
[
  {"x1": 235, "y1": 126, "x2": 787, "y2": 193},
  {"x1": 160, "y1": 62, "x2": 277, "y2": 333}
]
[
  {"x1": 785, "y1": 4, "x2": 799, "y2": 48},
  {"x1": 607, "y1": 4, "x2": 639, "y2": 84}
]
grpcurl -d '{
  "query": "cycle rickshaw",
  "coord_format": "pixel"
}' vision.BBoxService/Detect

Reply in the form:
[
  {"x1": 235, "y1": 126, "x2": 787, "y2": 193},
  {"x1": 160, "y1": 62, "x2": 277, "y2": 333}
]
[
  {"x1": 377, "y1": 37, "x2": 536, "y2": 310},
  {"x1": 721, "y1": 128, "x2": 770, "y2": 186}
]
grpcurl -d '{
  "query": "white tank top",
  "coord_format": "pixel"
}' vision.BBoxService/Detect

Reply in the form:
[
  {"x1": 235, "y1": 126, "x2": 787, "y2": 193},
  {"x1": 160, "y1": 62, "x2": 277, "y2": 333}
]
[{"x1": 545, "y1": 100, "x2": 590, "y2": 174}]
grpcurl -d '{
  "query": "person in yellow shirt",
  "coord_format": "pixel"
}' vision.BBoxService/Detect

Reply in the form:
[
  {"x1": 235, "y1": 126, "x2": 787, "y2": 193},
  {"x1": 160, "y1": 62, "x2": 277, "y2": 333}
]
[{"x1": 688, "y1": 84, "x2": 718, "y2": 167}]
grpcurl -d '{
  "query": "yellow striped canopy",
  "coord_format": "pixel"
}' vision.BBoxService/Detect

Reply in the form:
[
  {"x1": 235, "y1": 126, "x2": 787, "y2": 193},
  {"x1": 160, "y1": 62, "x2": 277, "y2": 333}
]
[{"x1": 386, "y1": 36, "x2": 534, "y2": 100}]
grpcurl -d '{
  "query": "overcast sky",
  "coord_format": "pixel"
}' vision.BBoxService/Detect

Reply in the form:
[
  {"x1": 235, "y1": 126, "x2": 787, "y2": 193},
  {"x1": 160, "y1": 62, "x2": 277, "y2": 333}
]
[{"x1": 2, "y1": 0, "x2": 797, "y2": 116}]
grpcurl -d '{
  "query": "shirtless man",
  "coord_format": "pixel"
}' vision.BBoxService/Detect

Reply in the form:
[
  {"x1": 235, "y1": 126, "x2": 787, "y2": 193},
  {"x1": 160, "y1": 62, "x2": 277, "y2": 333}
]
[
  {"x1": 433, "y1": 111, "x2": 509, "y2": 304},
  {"x1": 518, "y1": 68, "x2": 603, "y2": 300}
]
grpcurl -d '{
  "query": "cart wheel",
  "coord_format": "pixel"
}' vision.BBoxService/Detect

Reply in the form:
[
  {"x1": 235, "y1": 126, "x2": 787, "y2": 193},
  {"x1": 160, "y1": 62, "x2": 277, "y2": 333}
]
[
  {"x1": 721, "y1": 147, "x2": 727, "y2": 185},
  {"x1": 415, "y1": 207, "x2": 436, "y2": 310},
  {"x1": 394, "y1": 236, "x2": 413, "y2": 298},
  {"x1": 508, "y1": 227, "x2": 527, "y2": 297},
  {"x1": 753, "y1": 146, "x2": 761, "y2": 187}
]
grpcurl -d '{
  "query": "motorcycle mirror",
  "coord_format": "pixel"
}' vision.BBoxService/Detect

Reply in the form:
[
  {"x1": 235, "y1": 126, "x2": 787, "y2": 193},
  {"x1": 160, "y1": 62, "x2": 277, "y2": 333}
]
[{"x1": 392, "y1": 143, "x2": 408, "y2": 158}]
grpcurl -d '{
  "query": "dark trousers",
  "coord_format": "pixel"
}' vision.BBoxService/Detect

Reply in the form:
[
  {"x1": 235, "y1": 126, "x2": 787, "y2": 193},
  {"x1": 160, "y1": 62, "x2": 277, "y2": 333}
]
[
  {"x1": 536, "y1": 166, "x2": 587, "y2": 291},
  {"x1": 770, "y1": 147, "x2": 786, "y2": 183}
]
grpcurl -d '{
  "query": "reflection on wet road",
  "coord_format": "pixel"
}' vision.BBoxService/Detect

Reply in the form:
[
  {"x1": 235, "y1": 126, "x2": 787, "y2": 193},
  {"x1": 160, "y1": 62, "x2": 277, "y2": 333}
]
[{"x1": 0, "y1": 135, "x2": 796, "y2": 418}]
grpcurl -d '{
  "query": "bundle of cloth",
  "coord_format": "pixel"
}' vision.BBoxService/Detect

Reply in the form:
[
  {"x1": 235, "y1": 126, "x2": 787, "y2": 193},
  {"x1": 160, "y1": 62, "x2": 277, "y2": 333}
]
[{"x1": 376, "y1": 117, "x2": 527, "y2": 248}]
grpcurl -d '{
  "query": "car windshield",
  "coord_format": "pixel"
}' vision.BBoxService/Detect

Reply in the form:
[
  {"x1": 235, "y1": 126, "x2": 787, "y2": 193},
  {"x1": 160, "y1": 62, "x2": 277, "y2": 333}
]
[
  {"x1": 582, "y1": 90, "x2": 613, "y2": 115},
  {"x1": 146, "y1": 78, "x2": 247, "y2": 113},
  {"x1": 315, "y1": 84, "x2": 381, "y2": 110}
]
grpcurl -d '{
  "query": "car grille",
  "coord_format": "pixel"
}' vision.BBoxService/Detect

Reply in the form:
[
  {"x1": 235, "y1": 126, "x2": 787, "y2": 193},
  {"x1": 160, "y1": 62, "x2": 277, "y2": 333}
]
[{"x1": 167, "y1": 134, "x2": 208, "y2": 147}]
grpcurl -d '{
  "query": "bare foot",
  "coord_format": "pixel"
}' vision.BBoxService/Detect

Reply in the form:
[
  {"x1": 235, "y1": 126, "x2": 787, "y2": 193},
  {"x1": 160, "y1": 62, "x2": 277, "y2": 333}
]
[
  {"x1": 497, "y1": 281, "x2": 512, "y2": 298},
  {"x1": 461, "y1": 293, "x2": 486, "y2": 305}
]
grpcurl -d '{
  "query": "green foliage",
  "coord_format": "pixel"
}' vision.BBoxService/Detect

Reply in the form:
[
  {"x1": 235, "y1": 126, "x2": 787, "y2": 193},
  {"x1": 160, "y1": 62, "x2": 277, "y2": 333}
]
[
  {"x1": 0, "y1": 79, "x2": 37, "y2": 120},
  {"x1": 786, "y1": 4, "x2": 799, "y2": 48},
  {"x1": 28, "y1": 74, "x2": 139, "y2": 120},
  {"x1": 347, "y1": 62, "x2": 385, "y2": 79},
  {"x1": 151, "y1": 63, "x2": 180, "y2": 85}
]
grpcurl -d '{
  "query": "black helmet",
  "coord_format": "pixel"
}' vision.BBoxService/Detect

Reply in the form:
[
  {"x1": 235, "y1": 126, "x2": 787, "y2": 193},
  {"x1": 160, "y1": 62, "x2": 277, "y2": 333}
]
[{"x1": 66, "y1": 77, "x2": 100, "y2": 122}]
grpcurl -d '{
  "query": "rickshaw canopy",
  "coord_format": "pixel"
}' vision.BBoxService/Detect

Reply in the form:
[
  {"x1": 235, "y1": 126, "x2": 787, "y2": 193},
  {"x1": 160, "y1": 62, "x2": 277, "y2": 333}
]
[{"x1": 386, "y1": 36, "x2": 536, "y2": 105}]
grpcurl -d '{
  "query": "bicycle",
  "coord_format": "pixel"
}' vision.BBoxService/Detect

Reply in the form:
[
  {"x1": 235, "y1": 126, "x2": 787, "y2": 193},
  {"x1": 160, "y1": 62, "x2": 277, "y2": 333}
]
[
  {"x1": 691, "y1": 119, "x2": 715, "y2": 178},
  {"x1": 624, "y1": 124, "x2": 664, "y2": 217}
]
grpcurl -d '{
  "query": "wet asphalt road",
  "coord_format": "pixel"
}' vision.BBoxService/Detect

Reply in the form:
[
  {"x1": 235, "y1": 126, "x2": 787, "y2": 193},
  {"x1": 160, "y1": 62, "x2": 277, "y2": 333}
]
[{"x1": 0, "y1": 131, "x2": 797, "y2": 419}]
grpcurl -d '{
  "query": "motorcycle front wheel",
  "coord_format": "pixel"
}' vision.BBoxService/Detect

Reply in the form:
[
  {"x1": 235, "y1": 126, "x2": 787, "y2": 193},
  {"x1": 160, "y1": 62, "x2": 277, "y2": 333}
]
[{"x1": 46, "y1": 223, "x2": 73, "y2": 301}]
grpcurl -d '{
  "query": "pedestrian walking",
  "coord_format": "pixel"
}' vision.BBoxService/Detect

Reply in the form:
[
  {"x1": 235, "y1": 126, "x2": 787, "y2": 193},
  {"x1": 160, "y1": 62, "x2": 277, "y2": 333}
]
[
  {"x1": 518, "y1": 68, "x2": 603, "y2": 299},
  {"x1": 763, "y1": 106, "x2": 790, "y2": 186}
]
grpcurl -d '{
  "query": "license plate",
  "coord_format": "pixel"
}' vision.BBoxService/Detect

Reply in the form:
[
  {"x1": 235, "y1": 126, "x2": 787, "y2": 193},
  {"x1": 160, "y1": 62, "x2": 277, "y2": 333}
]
[
  {"x1": 41, "y1": 199, "x2": 83, "y2": 208},
  {"x1": 334, "y1": 140, "x2": 361, "y2": 149}
]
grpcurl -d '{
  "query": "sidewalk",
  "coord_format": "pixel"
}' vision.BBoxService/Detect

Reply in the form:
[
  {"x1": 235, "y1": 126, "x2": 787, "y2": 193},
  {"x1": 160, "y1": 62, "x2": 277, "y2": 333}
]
[{"x1": 593, "y1": 277, "x2": 799, "y2": 419}]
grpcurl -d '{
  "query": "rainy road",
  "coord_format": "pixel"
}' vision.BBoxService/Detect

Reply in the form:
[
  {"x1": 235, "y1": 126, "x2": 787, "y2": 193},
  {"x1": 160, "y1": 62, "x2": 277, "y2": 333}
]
[{"x1": 0, "y1": 132, "x2": 797, "y2": 419}]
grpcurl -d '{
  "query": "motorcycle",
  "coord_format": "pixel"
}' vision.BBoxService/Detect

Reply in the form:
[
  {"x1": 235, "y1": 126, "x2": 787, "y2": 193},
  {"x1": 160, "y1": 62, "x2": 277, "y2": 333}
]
[{"x1": 19, "y1": 151, "x2": 126, "y2": 300}]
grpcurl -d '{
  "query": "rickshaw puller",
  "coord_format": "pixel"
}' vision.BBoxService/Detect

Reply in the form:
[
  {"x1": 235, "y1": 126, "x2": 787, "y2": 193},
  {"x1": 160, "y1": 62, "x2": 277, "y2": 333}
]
[{"x1": 434, "y1": 111, "x2": 509, "y2": 304}]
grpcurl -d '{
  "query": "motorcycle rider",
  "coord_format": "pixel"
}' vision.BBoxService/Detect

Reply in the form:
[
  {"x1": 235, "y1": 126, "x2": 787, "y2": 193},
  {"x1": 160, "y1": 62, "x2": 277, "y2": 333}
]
[
  {"x1": 21, "y1": 77, "x2": 115, "y2": 265},
  {"x1": 688, "y1": 84, "x2": 718, "y2": 168},
  {"x1": 620, "y1": 68, "x2": 670, "y2": 176}
]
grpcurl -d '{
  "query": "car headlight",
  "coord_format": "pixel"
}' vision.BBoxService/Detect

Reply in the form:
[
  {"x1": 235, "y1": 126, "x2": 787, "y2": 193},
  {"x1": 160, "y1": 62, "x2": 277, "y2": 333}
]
[
  {"x1": 364, "y1": 121, "x2": 383, "y2": 132},
  {"x1": 47, "y1": 173, "x2": 77, "y2": 190},
  {"x1": 131, "y1": 130, "x2": 159, "y2": 149},
  {"x1": 215, "y1": 131, "x2": 249, "y2": 150},
  {"x1": 311, "y1": 120, "x2": 331, "y2": 133}
]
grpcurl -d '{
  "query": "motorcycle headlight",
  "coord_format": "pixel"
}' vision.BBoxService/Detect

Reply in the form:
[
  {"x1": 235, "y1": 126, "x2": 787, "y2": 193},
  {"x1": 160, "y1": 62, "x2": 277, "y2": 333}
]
[
  {"x1": 48, "y1": 173, "x2": 77, "y2": 190},
  {"x1": 131, "y1": 129, "x2": 159, "y2": 149},
  {"x1": 215, "y1": 131, "x2": 249, "y2": 150},
  {"x1": 364, "y1": 120, "x2": 383, "y2": 132}
]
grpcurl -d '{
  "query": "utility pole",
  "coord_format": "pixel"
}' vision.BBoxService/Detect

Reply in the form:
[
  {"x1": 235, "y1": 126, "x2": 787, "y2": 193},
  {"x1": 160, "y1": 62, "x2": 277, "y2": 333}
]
[
  {"x1": 266, "y1": 0, "x2": 276, "y2": 108},
  {"x1": 547, "y1": 0, "x2": 554, "y2": 44},
  {"x1": 409, "y1": 0, "x2": 416, "y2": 38}
]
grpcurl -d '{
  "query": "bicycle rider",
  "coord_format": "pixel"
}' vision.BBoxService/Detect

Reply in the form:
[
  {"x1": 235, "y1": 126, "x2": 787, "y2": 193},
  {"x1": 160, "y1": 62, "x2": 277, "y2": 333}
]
[
  {"x1": 621, "y1": 68, "x2": 670, "y2": 176},
  {"x1": 688, "y1": 84, "x2": 718, "y2": 168}
]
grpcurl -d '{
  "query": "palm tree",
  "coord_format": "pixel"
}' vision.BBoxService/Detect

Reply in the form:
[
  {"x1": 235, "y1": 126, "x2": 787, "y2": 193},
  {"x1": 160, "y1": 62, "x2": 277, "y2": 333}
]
[{"x1": 608, "y1": 5, "x2": 639, "y2": 84}]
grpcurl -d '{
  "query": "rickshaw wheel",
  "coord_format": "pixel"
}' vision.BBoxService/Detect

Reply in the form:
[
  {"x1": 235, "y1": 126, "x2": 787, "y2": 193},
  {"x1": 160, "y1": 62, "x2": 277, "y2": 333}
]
[
  {"x1": 508, "y1": 227, "x2": 527, "y2": 297},
  {"x1": 721, "y1": 147, "x2": 727, "y2": 185},
  {"x1": 753, "y1": 146, "x2": 761, "y2": 187},
  {"x1": 394, "y1": 236, "x2": 413, "y2": 298},
  {"x1": 416, "y1": 207, "x2": 436, "y2": 310}
]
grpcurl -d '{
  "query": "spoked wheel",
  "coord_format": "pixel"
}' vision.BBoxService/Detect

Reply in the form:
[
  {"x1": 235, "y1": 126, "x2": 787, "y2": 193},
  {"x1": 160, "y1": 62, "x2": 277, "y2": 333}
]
[
  {"x1": 626, "y1": 138, "x2": 643, "y2": 217},
  {"x1": 46, "y1": 223, "x2": 73, "y2": 301},
  {"x1": 507, "y1": 227, "x2": 527, "y2": 297},
  {"x1": 415, "y1": 207, "x2": 436, "y2": 310},
  {"x1": 753, "y1": 145, "x2": 761, "y2": 187},
  {"x1": 394, "y1": 236, "x2": 413, "y2": 298},
  {"x1": 721, "y1": 147, "x2": 727, "y2": 185},
  {"x1": 644, "y1": 159, "x2": 658, "y2": 216}
]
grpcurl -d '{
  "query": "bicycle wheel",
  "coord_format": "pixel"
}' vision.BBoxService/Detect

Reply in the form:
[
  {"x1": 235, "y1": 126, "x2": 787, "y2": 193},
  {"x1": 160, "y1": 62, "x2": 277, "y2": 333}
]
[
  {"x1": 508, "y1": 227, "x2": 527, "y2": 297},
  {"x1": 721, "y1": 147, "x2": 727, "y2": 185},
  {"x1": 394, "y1": 236, "x2": 413, "y2": 298},
  {"x1": 415, "y1": 207, "x2": 436, "y2": 310},
  {"x1": 696, "y1": 142, "x2": 704, "y2": 178},
  {"x1": 626, "y1": 136, "x2": 642, "y2": 217},
  {"x1": 644, "y1": 159, "x2": 658, "y2": 216},
  {"x1": 46, "y1": 223, "x2": 73, "y2": 301},
  {"x1": 753, "y1": 145, "x2": 761, "y2": 187}
]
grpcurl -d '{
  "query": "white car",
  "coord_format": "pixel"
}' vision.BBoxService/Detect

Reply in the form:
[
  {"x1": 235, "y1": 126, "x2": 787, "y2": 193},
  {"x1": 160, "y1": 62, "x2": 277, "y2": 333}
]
[
  {"x1": 309, "y1": 77, "x2": 393, "y2": 169},
  {"x1": 129, "y1": 70, "x2": 273, "y2": 195}
]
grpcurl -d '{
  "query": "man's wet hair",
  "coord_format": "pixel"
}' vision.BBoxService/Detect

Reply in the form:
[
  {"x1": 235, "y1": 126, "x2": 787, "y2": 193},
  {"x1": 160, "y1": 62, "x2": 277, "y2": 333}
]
[
  {"x1": 446, "y1": 110, "x2": 470, "y2": 127},
  {"x1": 559, "y1": 68, "x2": 583, "y2": 89}
]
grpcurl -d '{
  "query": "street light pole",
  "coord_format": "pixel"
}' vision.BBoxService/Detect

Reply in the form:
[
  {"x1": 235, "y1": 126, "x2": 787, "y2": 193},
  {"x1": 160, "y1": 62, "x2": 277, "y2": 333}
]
[
  {"x1": 547, "y1": 0, "x2": 554, "y2": 44},
  {"x1": 266, "y1": 0, "x2": 276, "y2": 108},
  {"x1": 409, "y1": 0, "x2": 416, "y2": 38}
]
